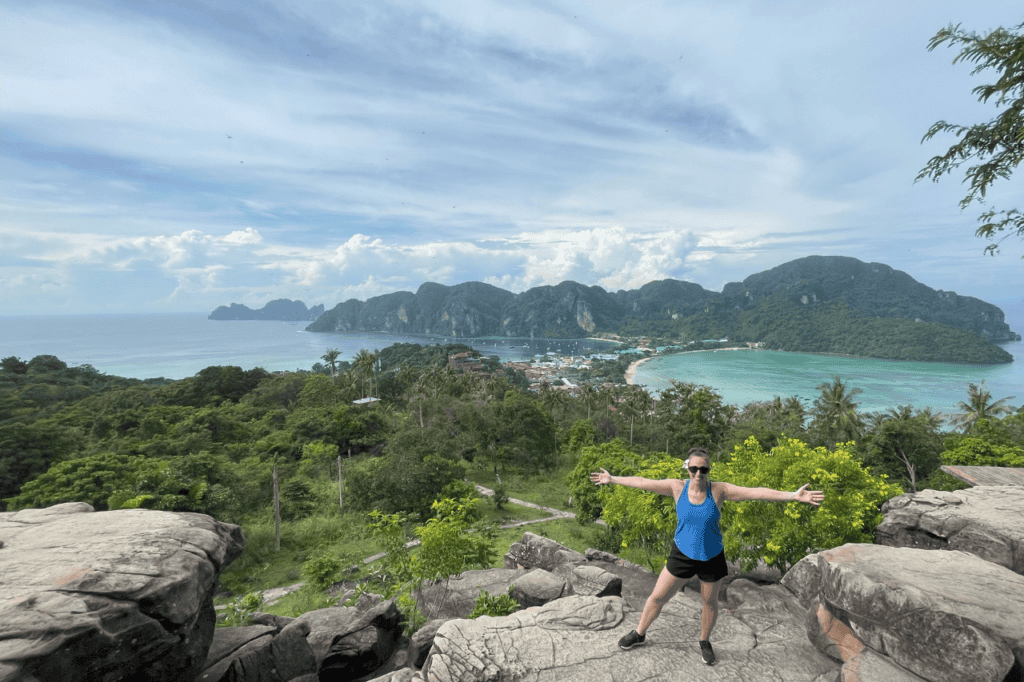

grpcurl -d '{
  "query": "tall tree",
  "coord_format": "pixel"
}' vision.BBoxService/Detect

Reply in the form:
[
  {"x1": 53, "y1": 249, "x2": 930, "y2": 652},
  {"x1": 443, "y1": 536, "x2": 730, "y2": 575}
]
[
  {"x1": 810, "y1": 376, "x2": 865, "y2": 446},
  {"x1": 859, "y1": 405, "x2": 944, "y2": 493},
  {"x1": 916, "y1": 21, "x2": 1024, "y2": 254},
  {"x1": 321, "y1": 348, "x2": 341, "y2": 377},
  {"x1": 951, "y1": 381, "x2": 1016, "y2": 432},
  {"x1": 353, "y1": 349, "x2": 379, "y2": 398}
]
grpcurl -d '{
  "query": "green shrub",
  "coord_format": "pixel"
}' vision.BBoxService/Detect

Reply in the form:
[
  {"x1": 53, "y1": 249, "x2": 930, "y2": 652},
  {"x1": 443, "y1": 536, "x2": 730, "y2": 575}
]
[
  {"x1": 468, "y1": 586, "x2": 520, "y2": 619},
  {"x1": 396, "y1": 592, "x2": 426, "y2": 637},
  {"x1": 219, "y1": 591, "x2": 265, "y2": 627},
  {"x1": 301, "y1": 550, "x2": 343, "y2": 591}
]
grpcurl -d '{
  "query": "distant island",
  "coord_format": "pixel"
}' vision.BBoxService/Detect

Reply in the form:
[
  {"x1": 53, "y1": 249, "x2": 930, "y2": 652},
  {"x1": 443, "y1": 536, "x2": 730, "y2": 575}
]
[
  {"x1": 209, "y1": 299, "x2": 324, "y2": 321},
  {"x1": 297, "y1": 256, "x2": 1019, "y2": 364}
]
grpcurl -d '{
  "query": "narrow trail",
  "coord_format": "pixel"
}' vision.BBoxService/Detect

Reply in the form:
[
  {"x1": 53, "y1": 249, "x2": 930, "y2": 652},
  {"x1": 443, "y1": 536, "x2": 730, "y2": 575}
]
[{"x1": 252, "y1": 484, "x2": 605, "y2": 607}]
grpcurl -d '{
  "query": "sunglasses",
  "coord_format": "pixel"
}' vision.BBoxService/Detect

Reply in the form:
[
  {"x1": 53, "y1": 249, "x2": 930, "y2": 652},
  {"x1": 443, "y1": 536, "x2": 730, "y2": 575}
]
[{"x1": 688, "y1": 466, "x2": 709, "y2": 474}]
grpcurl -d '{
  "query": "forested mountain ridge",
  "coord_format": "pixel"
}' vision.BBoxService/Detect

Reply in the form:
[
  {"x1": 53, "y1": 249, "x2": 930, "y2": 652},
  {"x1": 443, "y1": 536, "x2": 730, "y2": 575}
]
[
  {"x1": 210, "y1": 299, "x2": 324, "y2": 321},
  {"x1": 303, "y1": 256, "x2": 1018, "y2": 362}
]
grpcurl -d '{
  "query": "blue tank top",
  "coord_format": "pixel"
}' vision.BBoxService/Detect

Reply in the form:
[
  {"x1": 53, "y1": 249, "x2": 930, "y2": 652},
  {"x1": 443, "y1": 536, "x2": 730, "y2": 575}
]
[{"x1": 673, "y1": 480, "x2": 724, "y2": 561}]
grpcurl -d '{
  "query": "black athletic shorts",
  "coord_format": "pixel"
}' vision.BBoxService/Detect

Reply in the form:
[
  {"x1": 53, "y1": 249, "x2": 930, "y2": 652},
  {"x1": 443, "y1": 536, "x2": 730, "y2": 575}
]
[{"x1": 665, "y1": 541, "x2": 728, "y2": 583}]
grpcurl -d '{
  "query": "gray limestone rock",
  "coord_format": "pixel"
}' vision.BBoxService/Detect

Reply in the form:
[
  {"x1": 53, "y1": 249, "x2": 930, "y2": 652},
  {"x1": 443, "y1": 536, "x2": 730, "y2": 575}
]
[
  {"x1": 583, "y1": 548, "x2": 648, "y2": 572},
  {"x1": 196, "y1": 620, "x2": 316, "y2": 682},
  {"x1": 553, "y1": 563, "x2": 622, "y2": 598},
  {"x1": 408, "y1": 618, "x2": 450, "y2": 669},
  {"x1": 510, "y1": 569, "x2": 568, "y2": 607},
  {"x1": 316, "y1": 599, "x2": 403, "y2": 681},
  {"x1": 875, "y1": 486, "x2": 1024, "y2": 574},
  {"x1": 420, "y1": 593, "x2": 839, "y2": 681},
  {"x1": 0, "y1": 503, "x2": 243, "y2": 682},
  {"x1": 503, "y1": 532, "x2": 587, "y2": 570},
  {"x1": 413, "y1": 568, "x2": 523, "y2": 620},
  {"x1": 782, "y1": 542, "x2": 1024, "y2": 682},
  {"x1": 249, "y1": 612, "x2": 296, "y2": 630}
]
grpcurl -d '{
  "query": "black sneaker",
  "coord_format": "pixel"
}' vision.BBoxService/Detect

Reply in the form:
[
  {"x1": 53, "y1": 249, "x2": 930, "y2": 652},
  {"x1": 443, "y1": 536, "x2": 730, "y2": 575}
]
[
  {"x1": 699, "y1": 639, "x2": 716, "y2": 665},
  {"x1": 618, "y1": 630, "x2": 646, "y2": 650}
]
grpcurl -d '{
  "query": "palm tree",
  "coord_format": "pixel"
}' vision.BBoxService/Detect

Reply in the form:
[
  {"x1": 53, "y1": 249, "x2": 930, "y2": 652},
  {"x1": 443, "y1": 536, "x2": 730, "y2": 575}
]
[
  {"x1": 321, "y1": 349, "x2": 341, "y2": 377},
  {"x1": 811, "y1": 375, "x2": 865, "y2": 444},
  {"x1": 578, "y1": 384, "x2": 598, "y2": 420},
  {"x1": 951, "y1": 382, "x2": 1016, "y2": 433},
  {"x1": 619, "y1": 385, "x2": 655, "y2": 446},
  {"x1": 353, "y1": 349, "x2": 379, "y2": 398}
]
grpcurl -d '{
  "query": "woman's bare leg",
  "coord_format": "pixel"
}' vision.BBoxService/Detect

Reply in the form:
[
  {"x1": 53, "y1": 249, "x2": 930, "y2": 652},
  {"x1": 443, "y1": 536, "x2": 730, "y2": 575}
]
[
  {"x1": 699, "y1": 578, "x2": 723, "y2": 640},
  {"x1": 636, "y1": 567, "x2": 685, "y2": 636}
]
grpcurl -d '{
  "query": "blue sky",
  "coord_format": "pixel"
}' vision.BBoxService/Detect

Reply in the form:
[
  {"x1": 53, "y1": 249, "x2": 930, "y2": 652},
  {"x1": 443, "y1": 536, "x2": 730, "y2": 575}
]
[{"x1": 3, "y1": 1, "x2": 1022, "y2": 317}]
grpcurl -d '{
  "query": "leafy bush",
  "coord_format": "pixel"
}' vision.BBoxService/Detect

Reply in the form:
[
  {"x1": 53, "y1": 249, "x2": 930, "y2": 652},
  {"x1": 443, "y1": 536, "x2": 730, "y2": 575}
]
[
  {"x1": 716, "y1": 437, "x2": 904, "y2": 574},
  {"x1": 468, "y1": 586, "x2": 520, "y2": 619},
  {"x1": 601, "y1": 455, "x2": 686, "y2": 571},
  {"x1": 396, "y1": 592, "x2": 425, "y2": 637},
  {"x1": 492, "y1": 483, "x2": 509, "y2": 510},
  {"x1": 301, "y1": 550, "x2": 343, "y2": 591},
  {"x1": 219, "y1": 592, "x2": 265, "y2": 627}
]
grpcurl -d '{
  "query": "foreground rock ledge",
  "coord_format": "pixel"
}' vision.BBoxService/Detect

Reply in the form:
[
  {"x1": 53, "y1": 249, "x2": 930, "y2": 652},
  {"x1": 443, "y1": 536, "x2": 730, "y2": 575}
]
[
  {"x1": 420, "y1": 592, "x2": 840, "y2": 682},
  {"x1": 0, "y1": 502, "x2": 243, "y2": 682}
]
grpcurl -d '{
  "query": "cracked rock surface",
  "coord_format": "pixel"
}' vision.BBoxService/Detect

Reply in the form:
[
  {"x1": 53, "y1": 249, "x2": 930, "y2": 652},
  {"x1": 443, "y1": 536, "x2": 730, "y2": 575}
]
[
  {"x1": 783, "y1": 542, "x2": 1024, "y2": 682},
  {"x1": 875, "y1": 486, "x2": 1024, "y2": 575},
  {"x1": 421, "y1": 591, "x2": 839, "y2": 681},
  {"x1": 0, "y1": 502, "x2": 243, "y2": 682}
]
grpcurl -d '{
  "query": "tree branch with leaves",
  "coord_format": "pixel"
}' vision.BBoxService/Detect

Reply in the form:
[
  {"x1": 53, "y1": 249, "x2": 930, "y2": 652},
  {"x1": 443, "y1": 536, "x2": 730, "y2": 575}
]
[{"x1": 916, "y1": 21, "x2": 1024, "y2": 255}]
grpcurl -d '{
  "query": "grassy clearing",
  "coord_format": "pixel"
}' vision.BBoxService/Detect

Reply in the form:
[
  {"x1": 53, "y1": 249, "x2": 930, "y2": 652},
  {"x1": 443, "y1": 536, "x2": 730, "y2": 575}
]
[
  {"x1": 216, "y1": 458, "x2": 591, "y2": 620},
  {"x1": 465, "y1": 460, "x2": 578, "y2": 512}
]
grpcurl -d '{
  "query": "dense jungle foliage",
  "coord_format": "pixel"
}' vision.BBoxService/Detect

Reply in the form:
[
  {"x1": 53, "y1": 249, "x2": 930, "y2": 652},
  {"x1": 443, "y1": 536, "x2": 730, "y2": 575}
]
[{"x1": 2, "y1": 347, "x2": 1021, "y2": 585}]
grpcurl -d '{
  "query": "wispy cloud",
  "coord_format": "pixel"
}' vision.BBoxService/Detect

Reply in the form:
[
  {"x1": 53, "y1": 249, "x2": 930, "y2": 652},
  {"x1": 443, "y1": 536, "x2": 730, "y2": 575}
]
[{"x1": 2, "y1": 0, "x2": 1021, "y2": 315}]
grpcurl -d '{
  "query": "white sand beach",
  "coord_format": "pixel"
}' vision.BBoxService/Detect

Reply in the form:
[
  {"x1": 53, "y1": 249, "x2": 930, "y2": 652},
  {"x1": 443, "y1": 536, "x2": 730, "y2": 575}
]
[{"x1": 624, "y1": 356, "x2": 653, "y2": 384}]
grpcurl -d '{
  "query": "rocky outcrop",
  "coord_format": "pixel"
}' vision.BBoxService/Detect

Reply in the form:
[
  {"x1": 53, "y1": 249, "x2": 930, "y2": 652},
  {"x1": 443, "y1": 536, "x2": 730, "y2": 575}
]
[
  {"x1": 783, "y1": 543, "x2": 1024, "y2": 682},
  {"x1": 9, "y1": 490, "x2": 1023, "y2": 681},
  {"x1": 0, "y1": 502, "x2": 243, "y2": 682},
  {"x1": 196, "y1": 620, "x2": 316, "y2": 682},
  {"x1": 721, "y1": 256, "x2": 1020, "y2": 342},
  {"x1": 210, "y1": 299, "x2": 324, "y2": 321},
  {"x1": 875, "y1": 485, "x2": 1024, "y2": 575},
  {"x1": 302, "y1": 256, "x2": 1017, "y2": 361}
]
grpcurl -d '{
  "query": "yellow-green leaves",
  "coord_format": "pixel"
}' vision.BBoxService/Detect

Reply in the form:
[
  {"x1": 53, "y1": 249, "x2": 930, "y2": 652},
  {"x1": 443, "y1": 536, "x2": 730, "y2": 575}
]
[
  {"x1": 601, "y1": 455, "x2": 685, "y2": 572},
  {"x1": 717, "y1": 437, "x2": 903, "y2": 574}
]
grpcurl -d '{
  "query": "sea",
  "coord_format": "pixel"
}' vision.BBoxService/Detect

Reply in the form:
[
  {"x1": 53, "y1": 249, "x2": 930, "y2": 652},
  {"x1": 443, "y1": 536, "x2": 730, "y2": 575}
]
[
  {"x1": 632, "y1": 302, "x2": 1024, "y2": 418},
  {"x1": 0, "y1": 313, "x2": 613, "y2": 380},
  {"x1": 1, "y1": 311, "x2": 1021, "y2": 418}
]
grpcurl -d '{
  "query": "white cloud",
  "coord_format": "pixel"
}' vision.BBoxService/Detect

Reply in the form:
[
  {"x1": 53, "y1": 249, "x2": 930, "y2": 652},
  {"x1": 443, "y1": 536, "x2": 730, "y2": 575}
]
[
  {"x1": 223, "y1": 228, "x2": 262, "y2": 245},
  {"x1": 2, "y1": 0, "x2": 1022, "y2": 316}
]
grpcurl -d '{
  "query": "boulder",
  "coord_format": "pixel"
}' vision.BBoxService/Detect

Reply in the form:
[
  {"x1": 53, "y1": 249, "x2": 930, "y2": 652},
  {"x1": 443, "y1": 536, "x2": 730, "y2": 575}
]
[
  {"x1": 570, "y1": 558, "x2": 656, "y2": 612},
  {"x1": 420, "y1": 593, "x2": 840, "y2": 681},
  {"x1": 197, "y1": 625, "x2": 277, "y2": 679},
  {"x1": 584, "y1": 548, "x2": 648, "y2": 573},
  {"x1": 196, "y1": 620, "x2": 317, "y2": 682},
  {"x1": 553, "y1": 563, "x2": 622, "y2": 598},
  {"x1": 875, "y1": 486, "x2": 1024, "y2": 575},
  {"x1": 0, "y1": 503, "x2": 243, "y2": 682},
  {"x1": 510, "y1": 569, "x2": 568, "y2": 607},
  {"x1": 413, "y1": 568, "x2": 522, "y2": 620},
  {"x1": 503, "y1": 532, "x2": 587, "y2": 570},
  {"x1": 364, "y1": 669, "x2": 417, "y2": 682},
  {"x1": 408, "y1": 619, "x2": 449, "y2": 669},
  {"x1": 316, "y1": 599, "x2": 403, "y2": 681},
  {"x1": 782, "y1": 543, "x2": 1024, "y2": 682},
  {"x1": 250, "y1": 612, "x2": 297, "y2": 630}
]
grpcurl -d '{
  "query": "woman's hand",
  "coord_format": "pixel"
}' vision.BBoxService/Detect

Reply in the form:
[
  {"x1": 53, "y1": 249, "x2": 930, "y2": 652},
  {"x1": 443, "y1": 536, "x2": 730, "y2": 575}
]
[
  {"x1": 795, "y1": 484, "x2": 824, "y2": 506},
  {"x1": 590, "y1": 468, "x2": 612, "y2": 486}
]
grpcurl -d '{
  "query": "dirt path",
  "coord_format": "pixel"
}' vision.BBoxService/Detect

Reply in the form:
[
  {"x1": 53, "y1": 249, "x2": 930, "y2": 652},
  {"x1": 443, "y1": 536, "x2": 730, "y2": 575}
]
[{"x1": 252, "y1": 484, "x2": 604, "y2": 606}]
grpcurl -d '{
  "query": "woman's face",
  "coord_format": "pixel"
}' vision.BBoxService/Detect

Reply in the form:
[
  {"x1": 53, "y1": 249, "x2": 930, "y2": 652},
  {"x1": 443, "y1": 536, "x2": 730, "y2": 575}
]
[{"x1": 688, "y1": 458, "x2": 710, "y2": 482}]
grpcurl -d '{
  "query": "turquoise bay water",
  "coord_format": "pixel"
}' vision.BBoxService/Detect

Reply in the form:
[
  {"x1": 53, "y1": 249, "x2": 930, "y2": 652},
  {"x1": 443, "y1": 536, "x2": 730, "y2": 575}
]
[
  {"x1": 631, "y1": 342, "x2": 1023, "y2": 417},
  {"x1": 0, "y1": 314, "x2": 613, "y2": 380},
  {"x1": 1, "y1": 312, "x2": 1020, "y2": 417}
]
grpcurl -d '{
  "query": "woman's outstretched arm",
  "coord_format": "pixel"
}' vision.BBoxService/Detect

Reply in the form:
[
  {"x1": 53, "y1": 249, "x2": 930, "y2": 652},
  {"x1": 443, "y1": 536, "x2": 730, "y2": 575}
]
[{"x1": 590, "y1": 468, "x2": 679, "y2": 497}]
